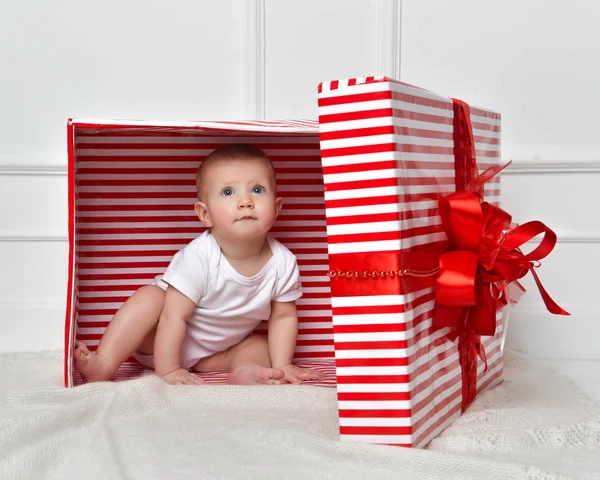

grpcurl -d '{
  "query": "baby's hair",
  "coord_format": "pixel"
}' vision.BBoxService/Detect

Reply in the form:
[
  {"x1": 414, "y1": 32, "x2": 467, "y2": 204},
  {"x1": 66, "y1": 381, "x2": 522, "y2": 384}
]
[{"x1": 196, "y1": 144, "x2": 275, "y2": 200}]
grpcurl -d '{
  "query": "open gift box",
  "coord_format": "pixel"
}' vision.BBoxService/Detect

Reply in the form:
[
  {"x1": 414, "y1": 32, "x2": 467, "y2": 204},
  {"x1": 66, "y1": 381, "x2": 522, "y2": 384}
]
[{"x1": 65, "y1": 76, "x2": 557, "y2": 448}]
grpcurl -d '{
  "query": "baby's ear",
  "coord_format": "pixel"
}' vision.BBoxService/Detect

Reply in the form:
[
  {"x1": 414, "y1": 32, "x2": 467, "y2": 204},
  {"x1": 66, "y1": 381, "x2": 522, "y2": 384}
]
[
  {"x1": 194, "y1": 202, "x2": 212, "y2": 227},
  {"x1": 274, "y1": 196, "x2": 283, "y2": 218}
]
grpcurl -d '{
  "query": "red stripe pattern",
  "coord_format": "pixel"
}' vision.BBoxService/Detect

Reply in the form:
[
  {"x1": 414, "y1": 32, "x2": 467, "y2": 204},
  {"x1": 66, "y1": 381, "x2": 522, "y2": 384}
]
[
  {"x1": 318, "y1": 77, "x2": 503, "y2": 448},
  {"x1": 66, "y1": 120, "x2": 334, "y2": 387}
]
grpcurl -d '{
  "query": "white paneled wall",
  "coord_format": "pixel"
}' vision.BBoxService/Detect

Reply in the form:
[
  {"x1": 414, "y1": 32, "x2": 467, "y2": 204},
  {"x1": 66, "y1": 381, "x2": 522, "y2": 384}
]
[
  {"x1": 402, "y1": 0, "x2": 600, "y2": 359},
  {"x1": 1, "y1": 0, "x2": 597, "y2": 360},
  {"x1": 0, "y1": 0, "x2": 245, "y2": 351}
]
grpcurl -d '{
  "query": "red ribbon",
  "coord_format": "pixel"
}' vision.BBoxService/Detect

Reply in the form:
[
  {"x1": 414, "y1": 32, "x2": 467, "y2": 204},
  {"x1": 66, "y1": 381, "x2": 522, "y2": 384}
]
[
  {"x1": 434, "y1": 99, "x2": 570, "y2": 410},
  {"x1": 435, "y1": 182, "x2": 570, "y2": 335}
]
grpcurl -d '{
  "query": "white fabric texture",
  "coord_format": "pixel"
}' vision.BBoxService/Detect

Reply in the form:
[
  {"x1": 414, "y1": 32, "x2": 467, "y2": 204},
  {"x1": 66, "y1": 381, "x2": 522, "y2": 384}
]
[
  {"x1": 153, "y1": 231, "x2": 302, "y2": 367},
  {"x1": 1, "y1": 350, "x2": 599, "y2": 480}
]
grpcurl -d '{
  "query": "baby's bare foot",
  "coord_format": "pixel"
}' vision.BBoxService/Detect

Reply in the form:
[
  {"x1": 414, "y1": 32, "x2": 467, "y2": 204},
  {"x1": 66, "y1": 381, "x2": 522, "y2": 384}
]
[
  {"x1": 228, "y1": 365, "x2": 285, "y2": 385},
  {"x1": 74, "y1": 341, "x2": 113, "y2": 383}
]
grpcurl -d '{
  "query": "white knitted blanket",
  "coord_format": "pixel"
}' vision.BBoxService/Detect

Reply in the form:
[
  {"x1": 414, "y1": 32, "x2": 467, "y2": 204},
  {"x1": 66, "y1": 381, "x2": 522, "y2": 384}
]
[{"x1": 0, "y1": 350, "x2": 598, "y2": 480}]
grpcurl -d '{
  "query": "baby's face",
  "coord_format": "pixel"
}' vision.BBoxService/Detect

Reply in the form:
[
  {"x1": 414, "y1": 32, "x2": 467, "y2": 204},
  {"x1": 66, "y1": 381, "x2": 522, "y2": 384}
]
[{"x1": 196, "y1": 157, "x2": 282, "y2": 241}]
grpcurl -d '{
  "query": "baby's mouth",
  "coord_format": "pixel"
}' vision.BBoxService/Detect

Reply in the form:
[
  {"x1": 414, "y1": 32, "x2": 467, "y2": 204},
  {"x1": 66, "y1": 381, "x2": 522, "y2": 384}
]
[{"x1": 237, "y1": 216, "x2": 257, "y2": 221}]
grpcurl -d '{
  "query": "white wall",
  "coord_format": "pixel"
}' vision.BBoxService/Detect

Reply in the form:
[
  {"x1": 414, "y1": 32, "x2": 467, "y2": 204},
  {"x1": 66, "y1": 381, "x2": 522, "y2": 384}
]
[{"x1": 1, "y1": 0, "x2": 597, "y2": 360}]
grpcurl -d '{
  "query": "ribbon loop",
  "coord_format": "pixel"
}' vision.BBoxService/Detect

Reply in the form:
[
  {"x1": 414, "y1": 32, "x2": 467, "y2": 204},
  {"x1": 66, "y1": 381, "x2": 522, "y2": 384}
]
[
  {"x1": 436, "y1": 250, "x2": 479, "y2": 307},
  {"x1": 434, "y1": 167, "x2": 569, "y2": 335},
  {"x1": 501, "y1": 220, "x2": 557, "y2": 262},
  {"x1": 439, "y1": 192, "x2": 483, "y2": 251}
]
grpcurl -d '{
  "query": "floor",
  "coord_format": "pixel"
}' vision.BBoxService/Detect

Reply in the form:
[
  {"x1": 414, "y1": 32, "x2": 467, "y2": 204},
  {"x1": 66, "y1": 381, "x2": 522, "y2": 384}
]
[{"x1": 537, "y1": 359, "x2": 600, "y2": 402}]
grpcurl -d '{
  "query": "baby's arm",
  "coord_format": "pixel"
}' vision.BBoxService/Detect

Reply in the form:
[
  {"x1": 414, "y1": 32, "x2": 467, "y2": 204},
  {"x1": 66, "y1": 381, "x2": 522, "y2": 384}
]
[
  {"x1": 268, "y1": 300, "x2": 325, "y2": 384},
  {"x1": 154, "y1": 285, "x2": 203, "y2": 385}
]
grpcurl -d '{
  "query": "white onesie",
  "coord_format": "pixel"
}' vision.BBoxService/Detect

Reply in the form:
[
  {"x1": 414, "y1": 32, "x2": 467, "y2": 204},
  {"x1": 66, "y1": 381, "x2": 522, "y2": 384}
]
[{"x1": 134, "y1": 230, "x2": 302, "y2": 370}]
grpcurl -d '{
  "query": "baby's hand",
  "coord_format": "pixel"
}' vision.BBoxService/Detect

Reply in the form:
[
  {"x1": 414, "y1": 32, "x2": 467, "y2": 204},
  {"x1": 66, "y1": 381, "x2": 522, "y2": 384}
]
[
  {"x1": 160, "y1": 368, "x2": 205, "y2": 386},
  {"x1": 278, "y1": 364, "x2": 326, "y2": 385}
]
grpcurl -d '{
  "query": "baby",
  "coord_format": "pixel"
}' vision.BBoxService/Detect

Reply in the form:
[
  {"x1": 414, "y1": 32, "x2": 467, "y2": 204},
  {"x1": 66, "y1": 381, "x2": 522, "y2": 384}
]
[{"x1": 74, "y1": 144, "x2": 325, "y2": 386}]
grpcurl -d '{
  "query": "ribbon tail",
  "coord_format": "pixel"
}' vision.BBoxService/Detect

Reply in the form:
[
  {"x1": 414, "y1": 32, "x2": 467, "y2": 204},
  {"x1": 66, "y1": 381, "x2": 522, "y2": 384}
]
[
  {"x1": 467, "y1": 160, "x2": 512, "y2": 194},
  {"x1": 469, "y1": 282, "x2": 498, "y2": 336},
  {"x1": 529, "y1": 268, "x2": 570, "y2": 315},
  {"x1": 475, "y1": 338, "x2": 488, "y2": 372},
  {"x1": 459, "y1": 333, "x2": 480, "y2": 411}
]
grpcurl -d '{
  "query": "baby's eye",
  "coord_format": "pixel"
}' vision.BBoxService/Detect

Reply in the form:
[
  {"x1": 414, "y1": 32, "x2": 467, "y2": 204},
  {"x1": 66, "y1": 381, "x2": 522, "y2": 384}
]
[
  {"x1": 221, "y1": 188, "x2": 234, "y2": 196},
  {"x1": 252, "y1": 186, "x2": 264, "y2": 194}
]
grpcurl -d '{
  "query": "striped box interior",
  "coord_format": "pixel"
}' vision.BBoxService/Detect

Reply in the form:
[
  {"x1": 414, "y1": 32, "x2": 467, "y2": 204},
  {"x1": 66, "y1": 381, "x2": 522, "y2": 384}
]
[
  {"x1": 65, "y1": 120, "x2": 337, "y2": 387},
  {"x1": 318, "y1": 76, "x2": 504, "y2": 447}
]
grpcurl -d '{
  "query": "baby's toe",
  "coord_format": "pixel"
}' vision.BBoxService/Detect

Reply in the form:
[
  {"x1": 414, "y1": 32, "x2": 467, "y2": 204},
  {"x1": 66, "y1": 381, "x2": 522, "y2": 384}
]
[
  {"x1": 269, "y1": 368, "x2": 285, "y2": 380},
  {"x1": 265, "y1": 379, "x2": 282, "y2": 385},
  {"x1": 75, "y1": 341, "x2": 90, "y2": 356}
]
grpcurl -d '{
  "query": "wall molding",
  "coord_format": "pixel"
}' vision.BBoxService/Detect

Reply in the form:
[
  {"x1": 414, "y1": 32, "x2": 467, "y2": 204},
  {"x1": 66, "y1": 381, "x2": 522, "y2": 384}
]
[
  {"x1": 0, "y1": 229, "x2": 597, "y2": 244},
  {"x1": 0, "y1": 164, "x2": 67, "y2": 176},
  {"x1": 242, "y1": 0, "x2": 266, "y2": 120},
  {"x1": 377, "y1": 0, "x2": 402, "y2": 79},
  {"x1": 0, "y1": 231, "x2": 68, "y2": 242},
  {"x1": 1, "y1": 160, "x2": 598, "y2": 178},
  {"x1": 0, "y1": 302, "x2": 64, "y2": 310},
  {"x1": 503, "y1": 159, "x2": 600, "y2": 174},
  {"x1": 549, "y1": 232, "x2": 600, "y2": 244}
]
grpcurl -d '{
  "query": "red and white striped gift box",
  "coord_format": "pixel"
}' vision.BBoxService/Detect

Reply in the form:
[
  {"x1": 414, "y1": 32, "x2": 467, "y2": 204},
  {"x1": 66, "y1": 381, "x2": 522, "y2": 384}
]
[
  {"x1": 64, "y1": 119, "x2": 337, "y2": 388},
  {"x1": 318, "y1": 76, "x2": 504, "y2": 448}
]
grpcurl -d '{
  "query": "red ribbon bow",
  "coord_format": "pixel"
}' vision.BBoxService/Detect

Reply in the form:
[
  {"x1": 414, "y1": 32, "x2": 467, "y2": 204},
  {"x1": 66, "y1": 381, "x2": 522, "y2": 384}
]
[{"x1": 433, "y1": 164, "x2": 570, "y2": 339}]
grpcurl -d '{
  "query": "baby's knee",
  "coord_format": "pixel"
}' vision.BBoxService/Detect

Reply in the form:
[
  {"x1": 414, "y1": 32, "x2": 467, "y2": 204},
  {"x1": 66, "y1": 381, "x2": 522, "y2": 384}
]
[{"x1": 137, "y1": 284, "x2": 165, "y2": 309}]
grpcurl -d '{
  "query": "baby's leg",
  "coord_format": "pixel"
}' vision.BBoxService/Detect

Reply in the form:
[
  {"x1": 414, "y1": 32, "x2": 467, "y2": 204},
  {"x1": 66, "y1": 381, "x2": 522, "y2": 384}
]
[
  {"x1": 74, "y1": 284, "x2": 165, "y2": 382},
  {"x1": 192, "y1": 334, "x2": 284, "y2": 385}
]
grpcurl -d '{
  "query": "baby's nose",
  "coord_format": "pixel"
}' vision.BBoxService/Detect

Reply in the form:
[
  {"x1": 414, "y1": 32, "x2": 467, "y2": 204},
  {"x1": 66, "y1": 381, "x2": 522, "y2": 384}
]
[{"x1": 238, "y1": 195, "x2": 254, "y2": 208}]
